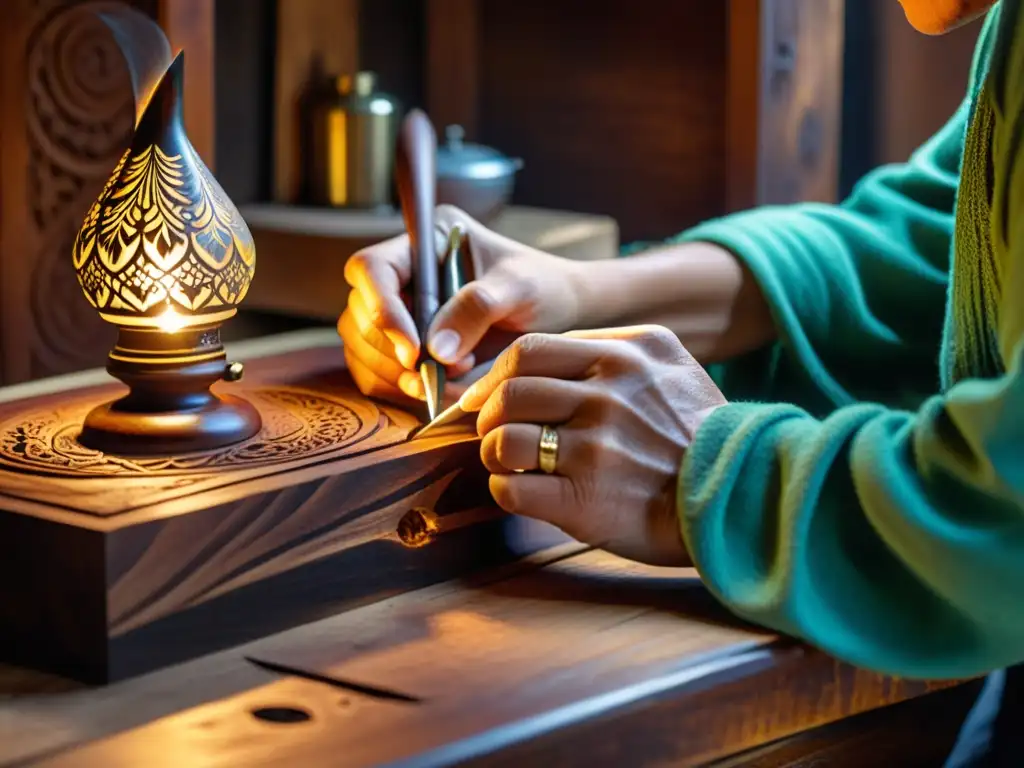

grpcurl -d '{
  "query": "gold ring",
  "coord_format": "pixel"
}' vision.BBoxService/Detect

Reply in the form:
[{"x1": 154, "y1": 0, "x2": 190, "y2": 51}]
[{"x1": 538, "y1": 425, "x2": 559, "y2": 474}]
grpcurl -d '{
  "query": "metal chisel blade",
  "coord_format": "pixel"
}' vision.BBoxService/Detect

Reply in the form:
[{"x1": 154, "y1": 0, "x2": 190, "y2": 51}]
[
  {"x1": 419, "y1": 360, "x2": 445, "y2": 421},
  {"x1": 411, "y1": 400, "x2": 471, "y2": 441}
]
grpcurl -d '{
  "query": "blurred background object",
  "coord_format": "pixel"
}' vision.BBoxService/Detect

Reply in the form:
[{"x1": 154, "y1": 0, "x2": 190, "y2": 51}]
[
  {"x1": 307, "y1": 71, "x2": 401, "y2": 209},
  {"x1": 0, "y1": 0, "x2": 983, "y2": 385},
  {"x1": 435, "y1": 124, "x2": 523, "y2": 224}
]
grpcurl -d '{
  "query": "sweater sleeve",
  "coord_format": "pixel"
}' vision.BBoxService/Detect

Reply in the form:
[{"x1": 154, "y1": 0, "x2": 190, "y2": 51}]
[
  {"x1": 674, "y1": 103, "x2": 967, "y2": 415},
  {"x1": 679, "y1": 4, "x2": 1024, "y2": 680}
]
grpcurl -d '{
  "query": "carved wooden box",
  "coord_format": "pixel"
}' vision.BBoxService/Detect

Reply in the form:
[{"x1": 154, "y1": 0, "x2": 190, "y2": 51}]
[{"x1": 0, "y1": 333, "x2": 531, "y2": 684}]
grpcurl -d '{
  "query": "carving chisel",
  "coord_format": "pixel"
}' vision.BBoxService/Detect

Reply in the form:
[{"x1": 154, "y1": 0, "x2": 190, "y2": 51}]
[
  {"x1": 411, "y1": 225, "x2": 474, "y2": 440},
  {"x1": 395, "y1": 109, "x2": 444, "y2": 420}
]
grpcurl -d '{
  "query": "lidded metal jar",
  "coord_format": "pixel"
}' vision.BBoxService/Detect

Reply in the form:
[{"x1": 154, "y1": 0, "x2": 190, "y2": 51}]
[
  {"x1": 436, "y1": 125, "x2": 524, "y2": 223},
  {"x1": 307, "y1": 71, "x2": 401, "y2": 209}
]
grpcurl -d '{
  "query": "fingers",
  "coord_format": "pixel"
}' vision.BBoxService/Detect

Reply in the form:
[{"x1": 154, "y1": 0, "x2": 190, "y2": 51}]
[
  {"x1": 426, "y1": 272, "x2": 533, "y2": 365},
  {"x1": 339, "y1": 303, "x2": 405, "y2": 382},
  {"x1": 460, "y1": 334, "x2": 609, "y2": 411},
  {"x1": 345, "y1": 235, "x2": 419, "y2": 368},
  {"x1": 346, "y1": 289, "x2": 477, "y2": 374},
  {"x1": 344, "y1": 347, "x2": 419, "y2": 404},
  {"x1": 338, "y1": 308, "x2": 423, "y2": 399},
  {"x1": 488, "y1": 473, "x2": 574, "y2": 528},
  {"x1": 447, "y1": 353, "x2": 476, "y2": 378},
  {"x1": 566, "y1": 324, "x2": 688, "y2": 362},
  {"x1": 345, "y1": 206, "x2": 496, "y2": 371},
  {"x1": 475, "y1": 376, "x2": 583, "y2": 436},
  {"x1": 481, "y1": 424, "x2": 591, "y2": 476}
]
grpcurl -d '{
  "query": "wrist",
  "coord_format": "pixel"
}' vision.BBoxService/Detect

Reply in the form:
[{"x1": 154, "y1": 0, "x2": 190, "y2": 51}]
[
  {"x1": 563, "y1": 258, "x2": 607, "y2": 328},
  {"x1": 568, "y1": 241, "x2": 738, "y2": 328}
]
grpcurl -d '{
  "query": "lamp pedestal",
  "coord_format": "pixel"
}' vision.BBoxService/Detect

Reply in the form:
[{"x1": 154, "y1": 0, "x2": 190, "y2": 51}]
[{"x1": 78, "y1": 324, "x2": 262, "y2": 456}]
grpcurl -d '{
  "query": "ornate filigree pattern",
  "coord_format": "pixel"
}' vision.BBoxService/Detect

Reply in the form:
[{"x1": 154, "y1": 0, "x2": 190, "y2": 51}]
[
  {"x1": 0, "y1": 388, "x2": 381, "y2": 478},
  {"x1": 74, "y1": 141, "x2": 256, "y2": 317},
  {"x1": 70, "y1": 12, "x2": 255, "y2": 325}
]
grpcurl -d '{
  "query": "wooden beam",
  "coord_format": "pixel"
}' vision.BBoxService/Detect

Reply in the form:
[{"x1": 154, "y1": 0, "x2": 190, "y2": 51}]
[
  {"x1": 159, "y1": 0, "x2": 217, "y2": 168},
  {"x1": 728, "y1": 0, "x2": 845, "y2": 209},
  {"x1": 273, "y1": 0, "x2": 360, "y2": 203},
  {"x1": 726, "y1": 0, "x2": 762, "y2": 212},
  {"x1": 426, "y1": 0, "x2": 481, "y2": 138},
  {"x1": 0, "y1": 0, "x2": 32, "y2": 384}
]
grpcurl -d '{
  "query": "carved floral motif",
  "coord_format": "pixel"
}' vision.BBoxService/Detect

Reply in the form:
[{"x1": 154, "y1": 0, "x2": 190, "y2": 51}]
[{"x1": 0, "y1": 388, "x2": 381, "y2": 478}]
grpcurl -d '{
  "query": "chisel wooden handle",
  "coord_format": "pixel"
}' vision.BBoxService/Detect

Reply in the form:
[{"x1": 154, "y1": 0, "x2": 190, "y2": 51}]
[{"x1": 395, "y1": 109, "x2": 439, "y2": 366}]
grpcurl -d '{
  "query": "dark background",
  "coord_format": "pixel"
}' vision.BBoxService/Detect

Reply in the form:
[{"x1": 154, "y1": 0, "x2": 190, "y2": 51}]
[{"x1": 213, "y1": 0, "x2": 982, "y2": 223}]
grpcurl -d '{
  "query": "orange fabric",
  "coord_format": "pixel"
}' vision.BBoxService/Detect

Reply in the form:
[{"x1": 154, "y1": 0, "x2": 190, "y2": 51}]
[{"x1": 898, "y1": 0, "x2": 998, "y2": 33}]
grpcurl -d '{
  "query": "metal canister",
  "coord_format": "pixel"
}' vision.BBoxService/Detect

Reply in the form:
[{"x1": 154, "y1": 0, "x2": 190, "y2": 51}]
[{"x1": 307, "y1": 71, "x2": 401, "y2": 209}]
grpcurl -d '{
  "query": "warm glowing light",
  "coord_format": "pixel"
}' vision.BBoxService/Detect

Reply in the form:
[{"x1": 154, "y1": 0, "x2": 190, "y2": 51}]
[{"x1": 155, "y1": 306, "x2": 186, "y2": 333}]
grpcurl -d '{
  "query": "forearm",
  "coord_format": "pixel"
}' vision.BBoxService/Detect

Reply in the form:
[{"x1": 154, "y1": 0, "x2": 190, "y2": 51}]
[
  {"x1": 571, "y1": 242, "x2": 775, "y2": 363},
  {"x1": 681, "y1": 387, "x2": 1024, "y2": 680}
]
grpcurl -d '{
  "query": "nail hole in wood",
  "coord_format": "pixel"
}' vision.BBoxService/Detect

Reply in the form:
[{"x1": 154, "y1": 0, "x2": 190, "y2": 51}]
[
  {"x1": 251, "y1": 706, "x2": 313, "y2": 724},
  {"x1": 397, "y1": 507, "x2": 438, "y2": 548}
]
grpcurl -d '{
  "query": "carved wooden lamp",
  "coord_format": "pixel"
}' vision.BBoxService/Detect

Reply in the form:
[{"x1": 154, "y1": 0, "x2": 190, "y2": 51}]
[{"x1": 72, "y1": 9, "x2": 260, "y2": 455}]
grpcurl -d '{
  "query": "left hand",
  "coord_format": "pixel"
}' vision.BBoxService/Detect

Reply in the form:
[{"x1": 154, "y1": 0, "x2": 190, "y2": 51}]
[{"x1": 459, "y1": 325, "x2": 728, "y2": 566}]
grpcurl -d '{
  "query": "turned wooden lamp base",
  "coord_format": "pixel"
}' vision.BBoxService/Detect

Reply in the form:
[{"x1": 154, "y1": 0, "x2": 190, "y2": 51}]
[{"x1": 77, "y1": 324, "x2": 263, "y2": 456}]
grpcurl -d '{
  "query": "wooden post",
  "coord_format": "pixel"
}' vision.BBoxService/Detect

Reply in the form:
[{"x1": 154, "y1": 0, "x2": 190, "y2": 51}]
[
  {"x1": 727, "y1": 0, "x2": 845, "y2": 210},
  {"x1": 425, "y1": 0, "x2": 481, "y2": 138}
]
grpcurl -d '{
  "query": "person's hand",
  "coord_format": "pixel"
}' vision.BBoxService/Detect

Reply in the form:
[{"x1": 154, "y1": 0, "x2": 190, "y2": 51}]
[
  {"x1": 458, "y1": 325, "x2": 727, "y2": 566},
  {"x1": 338, "y1": 205, "x2": 586, "y2": 404}
]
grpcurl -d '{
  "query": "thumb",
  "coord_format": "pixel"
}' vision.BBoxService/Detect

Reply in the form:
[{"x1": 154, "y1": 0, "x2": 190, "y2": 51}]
[{"x1": 426, "y1": 271, "x2": 531, "y2": 364}]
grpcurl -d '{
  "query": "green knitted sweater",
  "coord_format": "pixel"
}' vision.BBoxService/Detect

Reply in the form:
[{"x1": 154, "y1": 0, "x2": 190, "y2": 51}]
[{"x1": 675, "y1": 0, "x2": 1024, "y2": 679}]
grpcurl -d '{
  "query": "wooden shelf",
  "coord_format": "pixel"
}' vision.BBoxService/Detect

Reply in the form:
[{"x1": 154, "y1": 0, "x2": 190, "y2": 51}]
[{"x1": 239, "y1": 204, "x2": 619, "y2": 320}]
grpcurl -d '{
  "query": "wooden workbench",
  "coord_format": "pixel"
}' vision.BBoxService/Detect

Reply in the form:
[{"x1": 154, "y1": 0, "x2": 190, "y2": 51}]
[
  {"x1": 0, "y1": 544, "x2": 979, "y2": 767},
  {"x1": 0, "y1": 330, "x2": 979, "y2": 767}
]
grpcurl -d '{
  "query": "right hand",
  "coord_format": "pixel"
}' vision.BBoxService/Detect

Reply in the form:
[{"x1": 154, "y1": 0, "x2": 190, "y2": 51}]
[{"x1": 338, "y1": 205, "x2": 587, "y2": 403}]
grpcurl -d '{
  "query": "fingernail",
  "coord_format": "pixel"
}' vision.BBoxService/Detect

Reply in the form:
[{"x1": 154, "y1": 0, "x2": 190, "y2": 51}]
[
  {"x1": 397, "y1": 344, "x2": 418, "y2": 369},
  {"x1": 428, "y1": 329, "x2": 461, "y2": 364},
  {"x1": 458, "y1": 383, "x2": 478, "y2": 409},
  {"x1": 383, "y1": 331, "x2": 418, "y2": 369},
  {"x1": 399, "y1": 371, "x2": 425, "y2": 400}
]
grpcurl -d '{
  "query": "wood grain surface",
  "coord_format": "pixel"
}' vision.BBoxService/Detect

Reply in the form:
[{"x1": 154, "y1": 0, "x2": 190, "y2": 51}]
[
  {"x1": 0, "y1": 330, "x2": 556, "y2": 683},
  {"x1": 159, "y1": 0, "x2": 216, "y2": 166},
  {"x1": 426, "y1": 0, "x2": 481, "y2": 138},
  {"x1": 727, "y1": 0, "x2": 846, "y2": 209},
  {"x1": 0, "y1": 330, "x2": 973, "y2": 766},
  {"x1": 16, "y1": 547, "x2": 968, "y2": 768}
]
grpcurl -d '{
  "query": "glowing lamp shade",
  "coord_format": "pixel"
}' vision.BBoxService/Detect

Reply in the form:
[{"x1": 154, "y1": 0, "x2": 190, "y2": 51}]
[{"x1": 73, "y1": 9, "x2": 260, "y2": 456}]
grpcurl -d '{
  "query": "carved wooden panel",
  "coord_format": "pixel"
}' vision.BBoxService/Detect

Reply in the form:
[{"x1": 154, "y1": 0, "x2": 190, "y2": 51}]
[
  {"x1": 0, "y1": 0, "x2": 213, "y2": 386},
  {"x1": 0, "y1": 341, "x2": 542, "y2": 684},
  {"x1": 0, "y1": 383, "x2": 406, "y2": 513}
]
